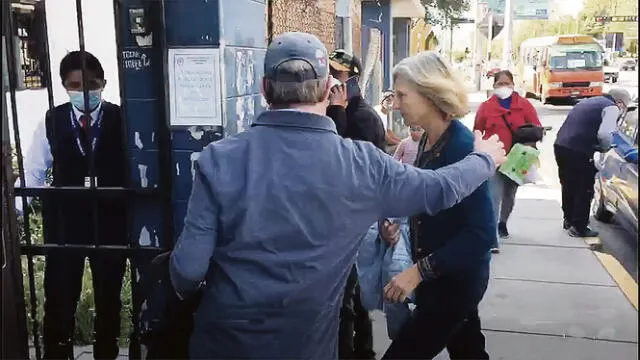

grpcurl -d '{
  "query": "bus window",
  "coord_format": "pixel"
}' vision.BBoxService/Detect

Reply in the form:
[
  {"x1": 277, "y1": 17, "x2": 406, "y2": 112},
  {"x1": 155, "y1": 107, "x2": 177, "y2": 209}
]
[{"x1": 548, "y1": 47, "x2": 603, "y2": 71}]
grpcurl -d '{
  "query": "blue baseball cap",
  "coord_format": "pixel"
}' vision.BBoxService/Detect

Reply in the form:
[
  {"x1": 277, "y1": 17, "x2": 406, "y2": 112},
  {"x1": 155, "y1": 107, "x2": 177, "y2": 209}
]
[{"x1": 264, "y1": 32, "x2": 329, "y2": 82}]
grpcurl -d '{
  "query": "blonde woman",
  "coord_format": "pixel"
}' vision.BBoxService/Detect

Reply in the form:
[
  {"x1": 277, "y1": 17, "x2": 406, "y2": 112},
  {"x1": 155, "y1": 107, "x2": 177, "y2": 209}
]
[{"x1": 380, "y1": 51, "x2": 494, "y2": 359}]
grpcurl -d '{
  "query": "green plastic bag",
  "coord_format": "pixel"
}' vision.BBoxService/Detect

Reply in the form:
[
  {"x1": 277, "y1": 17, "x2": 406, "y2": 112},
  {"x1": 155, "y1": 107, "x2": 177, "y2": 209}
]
[{"x1": 498, "y1": 143, "x2": 540, "y2": 186}]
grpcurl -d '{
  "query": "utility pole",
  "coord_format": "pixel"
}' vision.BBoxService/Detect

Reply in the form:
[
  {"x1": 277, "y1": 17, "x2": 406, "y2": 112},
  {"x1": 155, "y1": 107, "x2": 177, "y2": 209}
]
[
  {"x1": 336, "y1": 0, "x2": 353, "y2": 54},
  {"x1": 449, "y1": 16, "x2": 454, "y2": 63},
  {"x1": 487, "y1": 12, "x2": 493, "y2": 61},
  {"x1": 472, "y1": 0, "x2": 483, "y2": 91},
  {"x1": 501, "y1": 0, "x2": 513, "y2": 70}
]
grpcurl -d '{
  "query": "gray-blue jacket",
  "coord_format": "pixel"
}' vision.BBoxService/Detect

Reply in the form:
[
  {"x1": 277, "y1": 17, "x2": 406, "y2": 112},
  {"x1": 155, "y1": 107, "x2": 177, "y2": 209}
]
[{"x1": 169, "y1": 109, "x2": 495, "y2": 359}]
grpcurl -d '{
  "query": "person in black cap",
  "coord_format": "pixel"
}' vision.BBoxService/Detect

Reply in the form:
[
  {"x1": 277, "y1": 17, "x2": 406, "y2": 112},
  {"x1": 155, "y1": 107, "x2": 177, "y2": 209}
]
[
  {"x1": 326, "y1": 49, "x2": 383, "y2": 359},
  {"x1": 169, "y1": 31, "x2": 506, "y2": 359},
  {"x1": 327, "y1": 49, "x2": 386, "y2": 151}
]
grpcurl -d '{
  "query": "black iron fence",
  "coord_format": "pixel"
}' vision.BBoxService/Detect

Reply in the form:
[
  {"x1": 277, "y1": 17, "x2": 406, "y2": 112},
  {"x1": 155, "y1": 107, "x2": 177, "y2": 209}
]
[{"x1": 2, "y1": 1, "x2": 173, "y2": 359}]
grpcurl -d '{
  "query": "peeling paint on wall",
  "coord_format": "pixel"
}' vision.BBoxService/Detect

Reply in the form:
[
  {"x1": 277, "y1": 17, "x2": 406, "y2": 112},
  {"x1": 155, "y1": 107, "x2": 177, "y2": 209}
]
[
  {"x1": 138, "y1": 164, "x2": 148, "y2": 188},
  {"x1": 234, "y1": 49, "x2": 256, "y2": 95},
  {"x1": 134, "y1": 132, "x2": 144, "y2": 149},
  {"x1": 235, "y1": 97, "x2": 246, "y2": 133},
  {"x1": 187, "y1": 126, "x2": 205, "y2": 140},
  {"x1": 139, "y1": 226, "x2": 151, "y2": 246},
  {"x1": 190, "y1": 152, "x2": 201, "y2": 180}
]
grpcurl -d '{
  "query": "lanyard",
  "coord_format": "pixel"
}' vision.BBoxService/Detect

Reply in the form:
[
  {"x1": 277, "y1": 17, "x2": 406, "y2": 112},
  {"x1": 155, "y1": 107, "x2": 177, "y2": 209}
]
[{"x1": 70, "y1": 109, "x2": 104, "y2": 157}]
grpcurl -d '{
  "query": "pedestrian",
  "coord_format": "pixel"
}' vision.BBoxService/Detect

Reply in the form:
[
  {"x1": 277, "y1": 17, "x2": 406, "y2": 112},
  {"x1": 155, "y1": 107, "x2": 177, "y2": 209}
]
[
  {"x1": 373, "y1": 90, "x2": 403, "y2": 152},
  {"x1": 169, "y1": 32, "x2": 506, "y2": 360},
  {"x1": 16, "y1": 51, "x2": 127, "y2": 359},
  {"x1": 393, "y1": 126, "x2": 424, "y2": 165},
  {"x1": 325, "y1": 48, "x2": 385, "y2": 359},
  {"x1": 380, "y1": 50, "x2": 496, "y2": 360},
  {"x1": 474, "y1": 70, "x2": 542, "y2": 251},
  {"x1": 554, "y1": 88, "x2": 631, "y2": 237},
  {"x1": 326, "y1": 48, "x2": 386, "y2": 151}
]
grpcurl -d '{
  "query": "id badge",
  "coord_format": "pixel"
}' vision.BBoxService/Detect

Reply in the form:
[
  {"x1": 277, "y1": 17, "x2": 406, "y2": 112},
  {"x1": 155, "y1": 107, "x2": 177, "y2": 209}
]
[{"x1": 84, "y1": 176, "x2": 92, "y2": 188}]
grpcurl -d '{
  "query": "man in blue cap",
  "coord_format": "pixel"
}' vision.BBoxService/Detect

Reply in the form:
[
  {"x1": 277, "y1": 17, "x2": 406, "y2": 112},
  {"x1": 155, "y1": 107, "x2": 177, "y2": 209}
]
[{"x1": 169, "y1": 32, "x2": 506, "y2": 359}]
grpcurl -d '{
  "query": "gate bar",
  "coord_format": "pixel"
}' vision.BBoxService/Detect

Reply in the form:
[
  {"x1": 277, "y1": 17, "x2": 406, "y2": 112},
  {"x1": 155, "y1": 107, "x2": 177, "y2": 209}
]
[
  {"x1": 2, "y1": 1, "x2": 42, "y2": 358},
  {"x1": 74, "y1": 0, "x2": 102, "y2": 252},
  {"x1": 40, "y1": 0, "x2": 55, "y2": 111}
]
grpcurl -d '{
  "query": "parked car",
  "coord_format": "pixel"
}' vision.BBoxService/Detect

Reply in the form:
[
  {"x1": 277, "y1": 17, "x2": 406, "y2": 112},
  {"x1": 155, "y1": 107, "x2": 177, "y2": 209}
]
[
  {"x1": 604, "y1": 65, "x2": 619, "y2": 83},
  {"x1": 593, "y1": 100, "x2": 638, "y2": 237},
  {"x1": 619, "y1": 59, "x2": 637, "y2": 71}
]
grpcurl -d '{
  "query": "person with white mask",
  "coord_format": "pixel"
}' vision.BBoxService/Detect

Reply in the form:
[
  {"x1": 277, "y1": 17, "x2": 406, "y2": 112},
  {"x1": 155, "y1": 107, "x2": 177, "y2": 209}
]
[
  {"x1": 15, "y1": 51, "x2": 127, "y2": 359},
  {"x1": 474, "y1": 70, "x2": 542, "y2": 252}
]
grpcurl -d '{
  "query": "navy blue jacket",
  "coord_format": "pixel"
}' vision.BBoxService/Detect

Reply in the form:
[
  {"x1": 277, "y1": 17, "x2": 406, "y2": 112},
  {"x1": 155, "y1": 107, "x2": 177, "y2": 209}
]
[
  {"x1": 169, "y1": 110, "x2": 496, "y2": 359},
  {"x1": 555, "y1": 95, "x2": 615, "y2": 155},
  {"x1": 411, "y1": 120, "x2": 494, "y2": 304}
]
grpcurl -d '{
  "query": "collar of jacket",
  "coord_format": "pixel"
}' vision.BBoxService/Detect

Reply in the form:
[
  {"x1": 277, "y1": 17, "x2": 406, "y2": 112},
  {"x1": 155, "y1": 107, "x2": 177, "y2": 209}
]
[
  {"x1": 252, "y1": 109, "x2": 338, "y2": 134},
  {"x1": 489, "y1": 92, "x2": 524, "y2": 110}
]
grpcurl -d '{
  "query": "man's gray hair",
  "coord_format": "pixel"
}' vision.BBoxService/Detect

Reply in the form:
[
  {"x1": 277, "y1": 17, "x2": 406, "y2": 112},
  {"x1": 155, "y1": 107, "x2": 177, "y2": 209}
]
[
  {"x1": 608, "y1": 88, "x2": 631, "y2": 107},
  {"x1": 263, "y1": 60, "x2": 328, "y2": 107}
]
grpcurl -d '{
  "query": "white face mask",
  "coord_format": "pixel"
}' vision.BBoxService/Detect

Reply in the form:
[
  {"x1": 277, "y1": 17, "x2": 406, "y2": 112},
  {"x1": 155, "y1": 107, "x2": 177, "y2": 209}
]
[{"x1": 494, "y1": 87, "x2": 514, "y2": 100}]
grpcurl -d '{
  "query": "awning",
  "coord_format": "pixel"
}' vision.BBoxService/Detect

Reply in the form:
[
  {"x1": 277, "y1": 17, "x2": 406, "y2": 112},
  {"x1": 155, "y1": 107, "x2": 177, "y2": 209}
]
[{"x1": 391, "y1": 0, "x2": 426, "y2": 19}]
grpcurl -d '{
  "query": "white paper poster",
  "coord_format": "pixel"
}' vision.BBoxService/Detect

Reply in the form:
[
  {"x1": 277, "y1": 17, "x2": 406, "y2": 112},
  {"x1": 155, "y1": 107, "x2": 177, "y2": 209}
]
[{"x1": 168, "y1": 48, "x2": 222, "y2": 126}]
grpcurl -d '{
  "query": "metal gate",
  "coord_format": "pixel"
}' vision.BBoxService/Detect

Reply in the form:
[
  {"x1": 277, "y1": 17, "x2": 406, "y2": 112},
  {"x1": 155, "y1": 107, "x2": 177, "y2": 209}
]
[{"x1": 2, "y1": 1, "x2": 174, "y2": 359}]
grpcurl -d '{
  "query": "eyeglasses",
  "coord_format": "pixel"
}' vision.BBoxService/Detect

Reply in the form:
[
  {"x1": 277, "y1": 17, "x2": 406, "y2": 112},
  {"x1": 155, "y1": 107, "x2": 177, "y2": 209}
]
[{"x1": 409, "y1": 127, "x2": 422, "y2": 132}]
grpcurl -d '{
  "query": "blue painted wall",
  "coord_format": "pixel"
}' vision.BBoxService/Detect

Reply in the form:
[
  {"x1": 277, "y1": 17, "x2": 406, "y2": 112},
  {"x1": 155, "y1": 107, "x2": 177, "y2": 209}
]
[
  {"x1": 119, "y1": 0, "x2": 267, "y2": 249},
  {"x1": 393, "y1": 18, "x2": 410, "y2": 66},
  {"x1": 361, "y1": 0, "x2": 392, "y2": 89}
]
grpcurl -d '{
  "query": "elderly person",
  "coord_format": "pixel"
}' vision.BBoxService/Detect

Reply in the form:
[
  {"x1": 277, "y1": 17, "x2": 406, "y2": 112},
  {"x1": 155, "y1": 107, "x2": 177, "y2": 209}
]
[
  {"x1": 381, "y1": 51, "x2": 495, "y2": 359},
  {"x1": 554, "y1": 88, "x2": 631, "y2": 237},
  {"x1": 169, "y1": 33, "x2": 505, "y2": 359}
]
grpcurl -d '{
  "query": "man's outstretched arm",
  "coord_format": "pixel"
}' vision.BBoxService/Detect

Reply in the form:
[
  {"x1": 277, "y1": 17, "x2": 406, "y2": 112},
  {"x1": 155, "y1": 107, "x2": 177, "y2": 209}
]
[
  {"x1": 170, "y1": 152, "x2": 219, "y2": 299},
  {"x1": 378, "y1": 132, "x2": 504, "y2": 218}
]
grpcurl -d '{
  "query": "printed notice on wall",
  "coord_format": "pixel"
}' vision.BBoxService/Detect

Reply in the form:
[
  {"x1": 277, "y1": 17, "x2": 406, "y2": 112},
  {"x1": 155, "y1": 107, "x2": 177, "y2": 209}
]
[{"x1": 168, "y1": 48, "x2": 222, "y2": 126}]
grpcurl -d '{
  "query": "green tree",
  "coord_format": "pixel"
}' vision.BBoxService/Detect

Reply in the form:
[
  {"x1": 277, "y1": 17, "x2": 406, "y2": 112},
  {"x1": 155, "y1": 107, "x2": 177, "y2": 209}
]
[{"x1": 420, "y1": 0, "x2": 471, "y2": 27}]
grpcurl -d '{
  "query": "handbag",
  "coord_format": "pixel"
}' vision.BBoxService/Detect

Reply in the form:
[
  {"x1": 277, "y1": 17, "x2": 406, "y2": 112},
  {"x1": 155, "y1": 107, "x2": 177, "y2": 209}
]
[{"x1": 501, "y1": 114, "x2": 544, "y2": 146}]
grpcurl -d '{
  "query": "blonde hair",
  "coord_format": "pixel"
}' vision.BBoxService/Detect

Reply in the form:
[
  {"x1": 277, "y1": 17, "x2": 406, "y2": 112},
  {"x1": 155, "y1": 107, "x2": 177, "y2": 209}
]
[{"x1": 392, "y1": 51, "x2": 469, "y2": 118}]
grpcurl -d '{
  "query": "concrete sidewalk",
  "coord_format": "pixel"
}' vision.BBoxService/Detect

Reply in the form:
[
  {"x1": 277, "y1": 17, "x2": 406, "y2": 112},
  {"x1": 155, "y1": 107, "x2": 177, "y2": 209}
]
[
  {"x1": 36, "y1": 185, "x2": 638, "y2": 360},
  {"x1": 372, "y1": 184, "x2": 639, "y2": 359}
]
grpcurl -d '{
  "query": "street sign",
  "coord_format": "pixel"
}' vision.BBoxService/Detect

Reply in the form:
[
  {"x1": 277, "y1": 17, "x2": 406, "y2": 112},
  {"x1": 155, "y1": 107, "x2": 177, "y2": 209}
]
[
  {"x1": 513, "y1": 0, "x2": 549, "y2": 20},
  {"x1": 595, "y1": 16, "x2": 638, "y2": 23},
  {"x1": 487, "y1": 0, "x2": 549, "y2": 20},
  {"x1": 452, "y1": 18, "x2": 475, "y2": 24}
]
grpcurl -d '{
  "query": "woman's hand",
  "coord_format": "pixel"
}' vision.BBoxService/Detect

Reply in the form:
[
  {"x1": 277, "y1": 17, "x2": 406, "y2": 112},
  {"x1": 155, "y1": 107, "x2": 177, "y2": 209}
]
[
  {"x1": 384, "y1": 264, "x2": 422, "y2": 303},
  {"x1": 379, "y1": 219, "x2": 400, "y2": 246}
]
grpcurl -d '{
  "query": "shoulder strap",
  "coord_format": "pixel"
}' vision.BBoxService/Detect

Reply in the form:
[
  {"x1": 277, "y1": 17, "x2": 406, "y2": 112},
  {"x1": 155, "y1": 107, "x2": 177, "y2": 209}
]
[{"x1": 500, "y1": 114, "x2": 516, "y2": 135}]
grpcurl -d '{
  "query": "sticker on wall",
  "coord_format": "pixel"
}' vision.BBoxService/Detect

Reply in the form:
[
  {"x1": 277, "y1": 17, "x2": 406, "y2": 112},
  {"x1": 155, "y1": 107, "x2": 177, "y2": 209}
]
[
  {"x1": 129, "y1": 8, "x2": 147, "y2": 35},
  {"x1": 168, "y1": 48, "x2": 223, "y2": 126}
]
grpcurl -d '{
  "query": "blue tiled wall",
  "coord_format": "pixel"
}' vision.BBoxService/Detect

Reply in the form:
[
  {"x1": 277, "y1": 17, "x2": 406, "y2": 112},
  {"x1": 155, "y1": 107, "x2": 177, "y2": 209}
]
[
  {"x1": 168, "y1": 0, "x2": 268, "y2": 239},
  {"x1": 362, "y1": 0, "x2": 392, "y2": 89},
  {"x1": 121, "y1": 0, "x2": 267, "y2": 246}
]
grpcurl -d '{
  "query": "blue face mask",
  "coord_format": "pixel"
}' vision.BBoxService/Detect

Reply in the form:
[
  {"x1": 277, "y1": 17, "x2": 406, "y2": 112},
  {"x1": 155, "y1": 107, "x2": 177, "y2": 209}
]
[{"x1": 68, "y1": 90, "x2": 102, "y2": 112}]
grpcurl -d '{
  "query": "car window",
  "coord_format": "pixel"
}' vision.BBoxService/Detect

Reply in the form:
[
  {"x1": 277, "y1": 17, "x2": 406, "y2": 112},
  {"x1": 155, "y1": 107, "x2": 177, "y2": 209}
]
[{"x1": 619, "y1": 108, "x2": 638, "y2": 147}]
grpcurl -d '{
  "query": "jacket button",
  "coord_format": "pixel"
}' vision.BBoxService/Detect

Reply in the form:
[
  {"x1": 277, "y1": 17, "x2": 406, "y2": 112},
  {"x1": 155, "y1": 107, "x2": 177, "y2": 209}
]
[{"x1": 417, "y1": 220, "x2": 422, "y2": 225}]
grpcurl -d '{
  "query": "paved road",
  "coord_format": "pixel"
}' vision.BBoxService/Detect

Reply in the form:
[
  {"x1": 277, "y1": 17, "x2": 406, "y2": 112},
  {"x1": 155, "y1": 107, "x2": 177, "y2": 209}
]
[{"x1": 373, "y1": 81, "x2": 639, "y2": 358}]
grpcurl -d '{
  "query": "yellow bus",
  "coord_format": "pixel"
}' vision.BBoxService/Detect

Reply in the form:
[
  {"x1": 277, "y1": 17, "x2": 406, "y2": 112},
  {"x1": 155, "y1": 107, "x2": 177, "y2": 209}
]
[{"x1": 519, "y1": 35, "x2": 605, "y2": 103}]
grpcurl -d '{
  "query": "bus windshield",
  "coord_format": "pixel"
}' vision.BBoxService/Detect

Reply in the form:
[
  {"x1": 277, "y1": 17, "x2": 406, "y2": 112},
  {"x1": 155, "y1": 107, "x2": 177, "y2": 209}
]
[{"x1": 548, "y1": 46, "x2": 603, "y2": 71}]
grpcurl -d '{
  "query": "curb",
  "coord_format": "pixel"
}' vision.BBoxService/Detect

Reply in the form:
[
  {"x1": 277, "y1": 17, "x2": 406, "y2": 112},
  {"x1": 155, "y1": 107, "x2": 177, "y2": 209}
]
[{"x1": 585, "y1": 236, "x2": 638, "y2": 311}]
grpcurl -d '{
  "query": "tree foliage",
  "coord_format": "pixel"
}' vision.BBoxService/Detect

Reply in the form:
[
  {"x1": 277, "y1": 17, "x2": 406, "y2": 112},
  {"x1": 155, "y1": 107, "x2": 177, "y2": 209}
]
[
  {"x1": 580, "y1": 0, "x2": 638, "y2": 39},
  {"x1": 420, "y1": 0, "x2": 471, "y2": 27}
]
